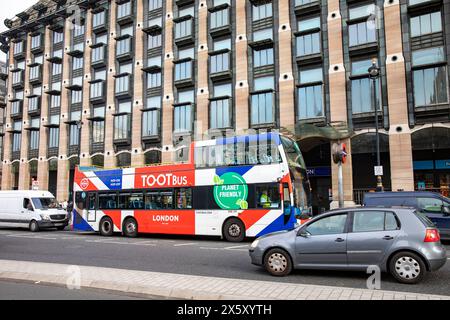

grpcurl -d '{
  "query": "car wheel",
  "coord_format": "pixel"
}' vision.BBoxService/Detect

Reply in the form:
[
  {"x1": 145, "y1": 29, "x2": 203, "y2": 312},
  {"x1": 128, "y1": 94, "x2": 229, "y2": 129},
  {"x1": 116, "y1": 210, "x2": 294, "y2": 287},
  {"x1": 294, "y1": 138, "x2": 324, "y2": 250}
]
[
  {"x1": 99, "y1": 217, "x2": 114, "y2": 237},
  {"x1": 123, "y1": 218, "x2": 138, "y2": 238},
  {"x1": 29, "y1": 220, "x2": 39, "y2": 232},
  {"x1": 264, "y1": 248, "x2": 292, "y2": 277},
  {"x1": 389, "y1": 251, "x2": 426, "y2": 284},
  {"x1": 223, "y1": 218, "x2": 245, "y2": 242}
]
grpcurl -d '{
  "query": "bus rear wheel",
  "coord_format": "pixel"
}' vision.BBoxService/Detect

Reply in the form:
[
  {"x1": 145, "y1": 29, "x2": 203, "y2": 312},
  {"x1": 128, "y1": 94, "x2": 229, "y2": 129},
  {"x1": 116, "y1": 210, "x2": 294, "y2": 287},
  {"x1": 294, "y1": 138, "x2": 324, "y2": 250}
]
[
  {"x1": 223, "y1": 218, "x2": 245, "y2": 242},
  {"x1": 99, "y1": 217, "x2": 114, "y2": 237},
  {"x1": 123, "y1": 218, "x2": 138, "y2": 238}
]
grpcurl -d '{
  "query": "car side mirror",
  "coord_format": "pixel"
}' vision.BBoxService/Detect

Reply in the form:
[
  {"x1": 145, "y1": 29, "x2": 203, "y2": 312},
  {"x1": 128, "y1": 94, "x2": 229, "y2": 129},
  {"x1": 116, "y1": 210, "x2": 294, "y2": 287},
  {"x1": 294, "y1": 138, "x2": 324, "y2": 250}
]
[
  {"x1": 442, "y1": 205, "x2": 450, "y2": 216},
  {"x1": 297, "y1": 228, "x2": 310, "y2": 238}
]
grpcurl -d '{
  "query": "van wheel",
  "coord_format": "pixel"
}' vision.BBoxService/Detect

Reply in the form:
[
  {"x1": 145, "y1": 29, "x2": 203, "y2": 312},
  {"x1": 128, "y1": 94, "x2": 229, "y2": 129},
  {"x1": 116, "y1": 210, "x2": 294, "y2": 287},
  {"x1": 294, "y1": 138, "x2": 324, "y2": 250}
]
[
  {"x1": 123, "y1": 218, "x2": 138, "y2": 238},
  {"x1": 29, "y1": 220, "x2": 39, "y2": 232},
  {"x1": 264, "y1": 248, "x2": 292, "y2": 277},
  {"x1": 389, "y1": 251, "x2": 426, "y2": 284},
  {"x1": 223, "y1": 218, "x2": 245, "y2": 242},
  {"x1": 99, "y1": 217, "x2": 114, "y2": 237}
]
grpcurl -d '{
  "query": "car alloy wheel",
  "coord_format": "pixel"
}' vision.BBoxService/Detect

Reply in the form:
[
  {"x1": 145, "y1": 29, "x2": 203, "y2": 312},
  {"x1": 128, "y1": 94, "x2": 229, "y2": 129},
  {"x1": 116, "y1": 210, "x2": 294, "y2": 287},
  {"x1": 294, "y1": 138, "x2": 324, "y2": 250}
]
[
  {"x1": 268, "y1": 252, "x2": 288, "y2": 273},
  {"x1": 395, "y1": 256, "x2": 421, "y2": 280}
]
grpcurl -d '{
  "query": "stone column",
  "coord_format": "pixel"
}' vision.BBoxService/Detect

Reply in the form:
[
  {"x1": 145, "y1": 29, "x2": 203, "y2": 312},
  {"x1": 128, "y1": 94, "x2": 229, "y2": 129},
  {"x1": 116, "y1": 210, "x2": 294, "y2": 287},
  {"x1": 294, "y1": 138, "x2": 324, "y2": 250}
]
[
  {"x1": 80, "y1": 10, "x2": 93, "y2": 167},
  {"x1": 162, "y1": 0, "x2": 174, "y2": 163},
  {"x1": 56, "y1": 18, "x2": 74, "y2": 202},
  {"x1": 37, "y1": 26, "x2": 53, "y2": 191},
  {"x1": 234, "y1": 0, "x2": 249, "y2": 134},
  {"x1": 195, "y1": 1, "x2": 209, "y2": 141},
  {"x1": 104, "y1": 0, "x2": 118, "y2": 168},
  {"x1": 327, "y1": 1, "x2": 354, "y2": 208},
  {"x1": 384, "y1": 0, "x2": 414, "y2": 191},
  {"x1": 131, "y1": 0, "x2": 145, "y2": 167},
  {"x1": 277, "y1": 1, "x2": 295, "y2": 130},
  {"x1": 18, "y1": 33, "x2": 33, "y2": 190},
  {"x1": 1, "y1": 43, "x2": 15, "y2": 190}
]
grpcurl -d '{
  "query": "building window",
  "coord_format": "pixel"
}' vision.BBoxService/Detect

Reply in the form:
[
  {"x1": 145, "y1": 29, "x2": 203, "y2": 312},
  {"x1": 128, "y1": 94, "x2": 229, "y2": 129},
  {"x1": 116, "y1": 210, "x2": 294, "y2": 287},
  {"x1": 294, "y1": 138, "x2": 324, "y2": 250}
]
[
  {"x1": 29, "y1": 128, "x2": 40, "y2": 151},
  {"x1": 297, "y1": 67, "x2": 324, "y2": 120},
  {"x1": 48, "y1": 127, "x2": 59, "y2": 148},
  {"x1": 92, "y1": 106, "x2": 105, "y2": 143},
  {"x1": 351, "y1": 58, "x2": 381, "y2": 114},
  {"x1": 251, "y1": 76, "x2": 275, "y2": 126},
  {"x1": 252, "y1": 2, "x2": 273, "y2": 21},
  {"x1": 71, "y1": 88, "x2": 83, "y2": 104},
  {"x1": 13, "y1": 41, "x2": 24, "y2": 55},
  {"x1": 412, "y1": 46, "x2": 448, "y2": 107},
  {"x1": 114, "y1": 101, "x2": 132, "y2": 140},
  {"x1": 31, "y1": 34, "x2": 42, "y2": 50},
  {"x1": 50, "y1": 95, "x2": 61, "y2": 109},
  {"x1": 210, "y1": 83, "x2": 232, "y2": 129},
  {"x1": 117, "y1": 1, "x2": 132, "y2": 19},
  {"x1": 296, "y1": 16, "x2": 321, "y2": 57},
  {"x1": 116, "y1": 74, "x2": 131, "y2": 95},
  {"x1": 142, "y1": 109, "x2": 160, "y2": 137},
  {"x1": 12, "y1": 121, "x2": 22, "y2": 152},
  {"x1": 147, "y1": 72, "x2": 161, "y2": 88},
  {"x1": 53, "y1": 30, "x2": 64, "y2": 44},
  {"x1": 253, "y1": 28, "x2": 273, "y2": 42},
  {"x1": 73, "y1": 24, "x2": 85, "y2": 38},
  {"x1": 149, "y1": 0, "x2": 162, "y2": 11},
  {"x1": 30, "y1": 65, "x2": 41, "y2": 81},
  {"x1": 93, "y1": 11, "x2": 106, "y2": 29},
  {"x1": 211, "y1": 7, "x2": 229, "y2": 29},
  {"x1": 117, "y1": 37, "x2": 132, "y2": 56},
  {"x1": 178, "y1": 5, "x2": 195, "y2": 18},
  {"x1": 410, "y1": 11, "x2": 442, "y2": 38},
  {"x1": 253, "y1": 47, "x2": 273, "y2": 67},
  {"x1": 174, "y1": 104, "x2": 192, "y2": 133},
  {"x1": 72, "y1": 57, "x2": 84, "y2": 70},
  {"x1": 175, "y1": 61, "x2": 193, "y2": 81},
  {"x1": 52, "y1": 62, "x2": 62, "y2": 76},
  {"x1": 210, "y1": 51, "x2": 230, "y2": 73},
  {"x1": 29, "y1": 96, "x2": 41, "y2": 111},
  {"x1": 175, "y1": 19, "x2": 193, "y2": 39},
  {"x1": 92, "y1": 45, "x2": 106, "y2": 64},
  {"x1": 348, "y1": 3, "x2": 377, "y2": 47},
  {"x1": 148, "y1": 33, "x2": 162, "y2": 49}
]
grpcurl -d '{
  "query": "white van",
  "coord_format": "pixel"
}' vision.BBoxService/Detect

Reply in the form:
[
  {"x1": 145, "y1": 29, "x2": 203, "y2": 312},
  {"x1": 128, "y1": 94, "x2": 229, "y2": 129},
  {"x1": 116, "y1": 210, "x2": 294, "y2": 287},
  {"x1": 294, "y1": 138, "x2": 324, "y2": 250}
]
[{"x1": 0, "y1": 190, "x2": 69, "y2": 232}]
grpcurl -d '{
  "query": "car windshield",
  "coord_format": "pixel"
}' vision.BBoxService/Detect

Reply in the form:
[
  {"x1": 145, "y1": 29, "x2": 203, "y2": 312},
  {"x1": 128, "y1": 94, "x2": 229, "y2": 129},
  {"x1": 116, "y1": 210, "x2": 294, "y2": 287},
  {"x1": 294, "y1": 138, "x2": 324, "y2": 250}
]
[{"x1": 32, "y1": 197, "x2": 60, "y2": 210}]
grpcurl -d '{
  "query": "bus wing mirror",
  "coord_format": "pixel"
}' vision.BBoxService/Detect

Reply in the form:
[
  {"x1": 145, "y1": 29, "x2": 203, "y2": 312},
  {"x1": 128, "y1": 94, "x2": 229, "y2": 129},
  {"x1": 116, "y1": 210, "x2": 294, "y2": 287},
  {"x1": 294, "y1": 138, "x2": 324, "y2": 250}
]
[{"x1": 443, "y1": 205, "x2": 450, "y2": 216}]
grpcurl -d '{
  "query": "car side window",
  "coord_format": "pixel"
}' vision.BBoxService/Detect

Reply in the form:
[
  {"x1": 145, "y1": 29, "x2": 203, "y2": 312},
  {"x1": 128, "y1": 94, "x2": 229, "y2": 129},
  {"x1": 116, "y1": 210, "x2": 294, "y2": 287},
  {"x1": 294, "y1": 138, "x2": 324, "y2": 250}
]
[
  {"x1": 305, "y1": 214, "x2": 347, "y2": 236},
  {"x1": 418, "y1": 197, "x2": 443, "y2": 213},
  {"x1": 23, "y1": 198, "x2": 33, "y2": 211},
  {"x1": 353, "y1": 211, "x2": 385, "y2": 232},
  {"x1": 385, "y1": 212, "x2": 400, "y2": 231}
]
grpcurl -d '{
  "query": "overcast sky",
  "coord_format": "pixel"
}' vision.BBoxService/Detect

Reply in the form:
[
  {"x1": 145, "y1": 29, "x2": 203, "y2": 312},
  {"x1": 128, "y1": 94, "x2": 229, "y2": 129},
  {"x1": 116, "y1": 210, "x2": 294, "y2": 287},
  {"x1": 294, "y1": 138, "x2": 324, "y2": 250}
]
[{"x1": 0, "y1": 0, "x2": 37, "y2": 61}]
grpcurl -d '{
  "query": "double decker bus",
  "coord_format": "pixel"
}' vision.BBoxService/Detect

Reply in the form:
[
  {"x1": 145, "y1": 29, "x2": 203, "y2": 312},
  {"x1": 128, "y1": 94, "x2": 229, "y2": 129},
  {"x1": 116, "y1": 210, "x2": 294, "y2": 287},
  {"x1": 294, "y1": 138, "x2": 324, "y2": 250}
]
[{"x1": 72, "y1": 132, "x2": 311, "y2": 242}]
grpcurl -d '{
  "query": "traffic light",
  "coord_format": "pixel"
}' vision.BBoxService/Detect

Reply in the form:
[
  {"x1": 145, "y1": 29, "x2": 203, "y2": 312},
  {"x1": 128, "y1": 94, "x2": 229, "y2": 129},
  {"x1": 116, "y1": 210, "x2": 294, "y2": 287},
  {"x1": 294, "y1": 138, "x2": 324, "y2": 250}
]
[{"x1": 332, "y1": 142, "x2": 347, "y2": 164}]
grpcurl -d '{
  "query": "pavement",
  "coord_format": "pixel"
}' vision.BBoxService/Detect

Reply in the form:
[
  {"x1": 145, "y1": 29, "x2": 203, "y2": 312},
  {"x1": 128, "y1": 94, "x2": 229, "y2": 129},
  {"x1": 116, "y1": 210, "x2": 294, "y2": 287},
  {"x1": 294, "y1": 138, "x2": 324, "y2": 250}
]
[
  {"x1": 0, "y1": 259, "x2": 449, "y2": 300},
  {"x1": 0, "y1": 228, "x2": 449, "y2": 300}
]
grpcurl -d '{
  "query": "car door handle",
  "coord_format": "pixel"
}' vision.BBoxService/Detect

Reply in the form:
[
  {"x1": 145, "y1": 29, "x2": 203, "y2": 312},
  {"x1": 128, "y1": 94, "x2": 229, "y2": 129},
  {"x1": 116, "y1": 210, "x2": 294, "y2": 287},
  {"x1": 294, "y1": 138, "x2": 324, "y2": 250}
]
[
  {"x1": 335, "y1": 238, "x2": 345, "y2": 242},
  {"x1": 382, "y1": 236, "x2": 394, "y2": 240}
]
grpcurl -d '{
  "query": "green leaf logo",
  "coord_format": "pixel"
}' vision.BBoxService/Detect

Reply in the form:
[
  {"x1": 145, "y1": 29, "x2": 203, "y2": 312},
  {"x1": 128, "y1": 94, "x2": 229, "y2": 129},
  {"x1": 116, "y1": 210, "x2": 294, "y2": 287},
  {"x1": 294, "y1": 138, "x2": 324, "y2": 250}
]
[{"x1": 240, "y1": 200, "x2": 248, "y2": 210}]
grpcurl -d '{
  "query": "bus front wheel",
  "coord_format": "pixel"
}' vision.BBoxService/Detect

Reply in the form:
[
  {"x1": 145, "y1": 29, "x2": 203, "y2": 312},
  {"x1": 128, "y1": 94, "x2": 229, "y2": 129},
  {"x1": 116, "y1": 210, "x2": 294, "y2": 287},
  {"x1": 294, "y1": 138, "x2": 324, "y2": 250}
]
[
  {"x1": 99, "y1": 217, "x2": 114, "y2": 237},
  {"x1": 223, "y1": 218, "x2": 245, "y2": 242}
]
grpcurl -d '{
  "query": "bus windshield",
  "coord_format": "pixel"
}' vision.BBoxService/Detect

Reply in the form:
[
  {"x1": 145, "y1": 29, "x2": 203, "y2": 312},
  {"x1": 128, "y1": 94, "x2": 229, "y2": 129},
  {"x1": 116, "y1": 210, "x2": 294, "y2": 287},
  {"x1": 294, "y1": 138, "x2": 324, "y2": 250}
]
[
  {"x1": 32, "y1": 197, "x2": 60, "y2": 210},
  {"x1": 280, "y1": 136, "x2": 307, "y2": 170}
]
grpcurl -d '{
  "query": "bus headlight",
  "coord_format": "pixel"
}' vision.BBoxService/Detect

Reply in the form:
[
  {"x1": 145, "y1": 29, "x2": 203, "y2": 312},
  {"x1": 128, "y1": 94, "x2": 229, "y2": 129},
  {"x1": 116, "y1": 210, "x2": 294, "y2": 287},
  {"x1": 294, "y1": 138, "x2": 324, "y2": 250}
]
[
  {"x1": 250, "y1": 239, "x2": 260, "y2": 249},
  {"x1": 40, "y1": 214, "x2": 51, "y2": 221}
]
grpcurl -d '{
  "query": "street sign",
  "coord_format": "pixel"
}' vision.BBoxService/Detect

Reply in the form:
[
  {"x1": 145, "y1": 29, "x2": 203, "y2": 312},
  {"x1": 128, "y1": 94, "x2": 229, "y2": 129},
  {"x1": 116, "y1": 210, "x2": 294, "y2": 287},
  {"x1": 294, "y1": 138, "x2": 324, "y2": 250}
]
[
  {"x1": 374, "y1": 166, "x2": 383, "y2": 176},
  {"x1": 332, "y1": 143, "x2": 348, "y2": 164}
]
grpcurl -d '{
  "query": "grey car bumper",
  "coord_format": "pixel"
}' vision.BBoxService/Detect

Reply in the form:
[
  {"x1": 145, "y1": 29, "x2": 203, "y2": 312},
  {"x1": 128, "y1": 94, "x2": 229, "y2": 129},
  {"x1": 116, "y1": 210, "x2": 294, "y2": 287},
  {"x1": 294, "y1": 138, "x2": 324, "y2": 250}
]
[
  {"x1": 428, "y1": 258, "x2": 447, "y2": 271},
  {"x1": 37, "y1": 219, "x2": 69, "y2": 229},
  {"x1": 249, "y1": 249, "x2": 264, "y2": 266}
]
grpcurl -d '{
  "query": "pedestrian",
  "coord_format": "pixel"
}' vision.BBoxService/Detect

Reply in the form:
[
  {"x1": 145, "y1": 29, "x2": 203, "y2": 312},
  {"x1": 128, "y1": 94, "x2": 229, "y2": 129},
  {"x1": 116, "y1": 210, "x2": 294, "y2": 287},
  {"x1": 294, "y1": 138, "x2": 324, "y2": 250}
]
[{"x1": 61, "y1": 199, "x2": 68, "y2": 210}]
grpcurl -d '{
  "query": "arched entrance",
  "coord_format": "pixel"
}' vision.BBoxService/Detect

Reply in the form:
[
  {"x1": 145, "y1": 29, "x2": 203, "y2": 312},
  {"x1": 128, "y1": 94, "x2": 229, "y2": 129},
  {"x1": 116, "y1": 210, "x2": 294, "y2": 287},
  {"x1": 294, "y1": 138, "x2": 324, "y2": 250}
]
[
  {"x1": 351, "y1": 133, "x2": 391, "y2": 202},
  {"x1": 48, "y1": 158, "x2": 58, "y2": 197},
  {"x1": 116, "y1": 152, "x2": 131, "y2": 168},
  {"x1": 69, "y1": 157, "x2": 80, "y2": 201},
  {"x1": 412, "y1": 127, "x2": 450, "y2": 197},
  {"x1": 28, "y1": 159, "x2": 38, "y2": 190},
  {"x1": 91, "y1": 154, "x2": 104, "y2": 168},
  {"x1": 144, "y1": 149, "x2": 162, "y2": 165},
  {"x1": 11, "y1": 162, "x2": 19, "y2": 190},
  {"x1": 298, "y1": 137, "x2": 331, "y2": 215}
]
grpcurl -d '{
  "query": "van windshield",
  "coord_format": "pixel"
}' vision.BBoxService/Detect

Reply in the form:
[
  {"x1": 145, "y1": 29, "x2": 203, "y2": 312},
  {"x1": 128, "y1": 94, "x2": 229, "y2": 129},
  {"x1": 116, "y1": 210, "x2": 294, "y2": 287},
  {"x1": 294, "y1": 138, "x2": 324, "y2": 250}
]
[{"x1": 32, "y1": 198, "x2": 60, "y2": 210}]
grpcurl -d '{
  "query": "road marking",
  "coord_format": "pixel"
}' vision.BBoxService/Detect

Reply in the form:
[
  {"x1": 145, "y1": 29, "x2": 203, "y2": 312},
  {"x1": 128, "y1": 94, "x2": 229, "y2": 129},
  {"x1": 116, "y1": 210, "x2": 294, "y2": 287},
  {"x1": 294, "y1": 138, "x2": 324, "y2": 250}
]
[
  {"x1": 6, "y1": 234, "x2": 57, "y2": 240},
  {"x1": 131, "y1": 240, "x2": 158, "y2": 246},
  {"x1": 173, "y1": 242, "x2": 198, "y2": 247},
  {"x1": 223, "y1": 245, "x2": 249, "y2": 250}
]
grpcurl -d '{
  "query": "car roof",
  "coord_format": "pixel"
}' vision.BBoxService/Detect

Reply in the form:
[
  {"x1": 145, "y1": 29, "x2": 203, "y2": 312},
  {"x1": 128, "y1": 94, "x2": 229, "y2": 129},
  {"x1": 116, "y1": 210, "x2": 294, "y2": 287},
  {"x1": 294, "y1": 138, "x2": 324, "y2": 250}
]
[
  {"x1": 364, "y1": 191, "x2": 442, "y2": 198},
  {"x1": 318, "y1": 206, "x2": 415, "y2": 215}
]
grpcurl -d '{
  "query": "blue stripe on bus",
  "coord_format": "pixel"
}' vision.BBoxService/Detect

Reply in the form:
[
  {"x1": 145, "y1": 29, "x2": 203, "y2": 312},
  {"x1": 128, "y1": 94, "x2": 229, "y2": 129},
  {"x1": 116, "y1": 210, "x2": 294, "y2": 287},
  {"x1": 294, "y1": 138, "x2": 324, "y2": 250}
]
[
  {"x1": 72, "y1": 210, "x2": 94, "y2": 232},
  {"x1": 256, "y1": 213, "x2": 297, "y2": 237},
  {"x1": 215, "y1": 165, "x2": 253, "y2": 177},
  {"x1": 95, "y1": 169, "x2": 123, "y2": 190}
]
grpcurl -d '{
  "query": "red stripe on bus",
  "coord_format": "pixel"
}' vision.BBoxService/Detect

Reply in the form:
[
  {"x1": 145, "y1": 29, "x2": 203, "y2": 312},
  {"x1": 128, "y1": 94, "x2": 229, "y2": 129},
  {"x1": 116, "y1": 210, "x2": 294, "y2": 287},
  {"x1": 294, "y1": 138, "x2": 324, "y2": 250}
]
[
  {"x1": 238, "y1": 209, "x2": 271, "y2": 230},
  {"x1": 133, "y1": 210, "x2": 196, "y2": 235}
]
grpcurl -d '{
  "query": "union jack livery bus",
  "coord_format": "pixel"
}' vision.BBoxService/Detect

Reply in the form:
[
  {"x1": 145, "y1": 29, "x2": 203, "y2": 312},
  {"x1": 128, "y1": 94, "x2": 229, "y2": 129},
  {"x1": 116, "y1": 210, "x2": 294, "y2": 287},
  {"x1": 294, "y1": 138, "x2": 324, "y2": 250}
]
[{"x1": 72, "y1": 133, "x2": 311, "y2": 242}]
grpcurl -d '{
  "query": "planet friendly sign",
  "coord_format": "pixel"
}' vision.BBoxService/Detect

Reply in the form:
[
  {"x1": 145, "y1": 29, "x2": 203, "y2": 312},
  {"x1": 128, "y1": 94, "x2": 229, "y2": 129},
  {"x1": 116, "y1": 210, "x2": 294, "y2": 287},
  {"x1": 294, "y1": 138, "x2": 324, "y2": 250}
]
[{"x1": 213, "y1": 172, "x2": 248, "y2": 210}]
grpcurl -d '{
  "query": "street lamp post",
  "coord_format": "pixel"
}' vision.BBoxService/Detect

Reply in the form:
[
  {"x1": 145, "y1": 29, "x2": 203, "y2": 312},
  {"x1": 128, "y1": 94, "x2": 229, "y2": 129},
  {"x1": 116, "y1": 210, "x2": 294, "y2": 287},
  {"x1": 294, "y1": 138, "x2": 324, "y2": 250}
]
[{"x1": 368, "y1": 59, "x2": 383, "y2": 192}]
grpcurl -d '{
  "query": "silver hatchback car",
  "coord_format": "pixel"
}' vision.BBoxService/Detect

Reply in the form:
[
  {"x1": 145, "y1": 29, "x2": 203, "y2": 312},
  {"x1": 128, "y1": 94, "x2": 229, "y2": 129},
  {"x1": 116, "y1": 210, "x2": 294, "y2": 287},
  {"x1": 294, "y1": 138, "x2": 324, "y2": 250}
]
[{"x1": 249, "y1": 207, "x2": 447, "y2": 284}]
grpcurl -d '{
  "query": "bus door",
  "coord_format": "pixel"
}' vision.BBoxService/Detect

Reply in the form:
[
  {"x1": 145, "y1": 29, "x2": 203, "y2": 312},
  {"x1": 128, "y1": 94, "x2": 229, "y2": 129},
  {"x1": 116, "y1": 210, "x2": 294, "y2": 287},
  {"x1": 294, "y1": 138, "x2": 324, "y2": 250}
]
[
  {"x1": 87, "y1": 192, "x2": 97, "y2": 222},
  {"x1": 281, "y1": 183, "x2": 293, "y2": 225}
]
